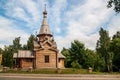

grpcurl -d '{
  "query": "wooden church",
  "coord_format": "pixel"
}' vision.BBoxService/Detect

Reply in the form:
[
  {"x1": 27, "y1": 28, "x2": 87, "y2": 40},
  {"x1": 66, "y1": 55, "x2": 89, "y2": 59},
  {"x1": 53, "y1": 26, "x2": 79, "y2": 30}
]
[{"x1": 13, "y1": 6, "x2": 65, "y2": 69}]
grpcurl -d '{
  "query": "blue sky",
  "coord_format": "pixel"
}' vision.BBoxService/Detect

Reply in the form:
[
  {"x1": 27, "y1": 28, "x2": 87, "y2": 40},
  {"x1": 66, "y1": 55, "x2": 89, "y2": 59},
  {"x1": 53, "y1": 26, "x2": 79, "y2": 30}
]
[{"x1": 0, "y1": 0, "x2": 120, "y2": 50}]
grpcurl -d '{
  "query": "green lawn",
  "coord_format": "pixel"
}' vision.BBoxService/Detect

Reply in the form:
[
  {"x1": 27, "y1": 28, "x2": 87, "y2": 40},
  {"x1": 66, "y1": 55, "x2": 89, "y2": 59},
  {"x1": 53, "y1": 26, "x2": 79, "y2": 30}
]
[{"x1": 0, "y1": 68, "x2": 120, "y2": 74}]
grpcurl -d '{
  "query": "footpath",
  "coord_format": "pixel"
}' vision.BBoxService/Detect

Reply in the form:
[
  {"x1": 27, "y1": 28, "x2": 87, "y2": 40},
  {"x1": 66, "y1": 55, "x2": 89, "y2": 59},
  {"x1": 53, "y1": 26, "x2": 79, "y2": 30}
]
[{"x1": 0, "y1": 73, "x2": 120, "y2": 80}]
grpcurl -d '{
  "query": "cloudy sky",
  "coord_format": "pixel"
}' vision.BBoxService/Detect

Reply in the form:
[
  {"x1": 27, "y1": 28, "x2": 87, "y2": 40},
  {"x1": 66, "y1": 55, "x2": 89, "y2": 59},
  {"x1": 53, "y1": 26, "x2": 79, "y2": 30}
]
[{"x1": 0, "y1": 0, "x2": 120, "y2": 51}]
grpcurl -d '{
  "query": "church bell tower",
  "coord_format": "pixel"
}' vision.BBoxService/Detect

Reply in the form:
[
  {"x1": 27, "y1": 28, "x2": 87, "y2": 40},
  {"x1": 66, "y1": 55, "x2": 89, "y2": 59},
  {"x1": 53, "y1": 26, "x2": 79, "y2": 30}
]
[{"x1": 34, "y1": 5, "x2": 58, "y2": 69}]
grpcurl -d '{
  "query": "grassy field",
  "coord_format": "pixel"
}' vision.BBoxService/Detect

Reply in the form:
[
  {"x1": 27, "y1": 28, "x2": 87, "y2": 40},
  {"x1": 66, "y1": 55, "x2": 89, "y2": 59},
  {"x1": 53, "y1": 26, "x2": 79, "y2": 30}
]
[{"x1": 0, "y1": 68, "x2": 120, "y2": 74}]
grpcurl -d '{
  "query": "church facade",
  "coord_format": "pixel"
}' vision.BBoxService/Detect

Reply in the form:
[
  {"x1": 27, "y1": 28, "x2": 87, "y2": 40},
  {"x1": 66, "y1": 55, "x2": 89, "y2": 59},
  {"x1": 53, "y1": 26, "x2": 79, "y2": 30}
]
[{"x1": 13, "y1": 7, "x2": 65, "y2": 69}]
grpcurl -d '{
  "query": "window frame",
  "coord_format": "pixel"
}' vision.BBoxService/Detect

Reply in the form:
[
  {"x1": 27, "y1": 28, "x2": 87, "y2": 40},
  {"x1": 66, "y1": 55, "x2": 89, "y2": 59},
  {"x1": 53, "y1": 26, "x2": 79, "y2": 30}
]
[{"x1": 45, "y1": 55, "x2": 49, "y2": 63}]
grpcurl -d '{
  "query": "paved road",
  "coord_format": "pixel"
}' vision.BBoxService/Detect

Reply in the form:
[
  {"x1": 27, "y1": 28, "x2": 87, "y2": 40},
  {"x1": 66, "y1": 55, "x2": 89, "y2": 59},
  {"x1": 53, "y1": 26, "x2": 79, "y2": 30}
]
[{"x1": 0, "y1": 74, "x2": 120, "y2": 80}]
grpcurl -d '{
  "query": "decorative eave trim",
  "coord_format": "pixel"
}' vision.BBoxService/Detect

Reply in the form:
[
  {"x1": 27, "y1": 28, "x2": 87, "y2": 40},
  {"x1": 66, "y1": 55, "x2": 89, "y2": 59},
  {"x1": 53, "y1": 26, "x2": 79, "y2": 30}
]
[
  {"x1": 37, "y1": 34, "x2": 53, "y2": 37},
  {"x1": 48, "y1": 48, "x2": 59, "y2": 52},
  {"x1": 34, "y1": 48, "x2": 44, "y2": 51},
  {"x1": 14, "y1": 57, "x2": 35, "y2": 59},
  {"x1": 42, "y1": 40, "x2": 52, "y2": 46}
]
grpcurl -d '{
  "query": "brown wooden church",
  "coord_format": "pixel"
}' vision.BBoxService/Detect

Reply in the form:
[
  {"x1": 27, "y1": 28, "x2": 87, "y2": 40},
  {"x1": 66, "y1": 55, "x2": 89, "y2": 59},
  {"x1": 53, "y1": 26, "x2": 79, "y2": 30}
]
[{"x1": 13, "y1": 6, "x2": 65, "y2": 69}]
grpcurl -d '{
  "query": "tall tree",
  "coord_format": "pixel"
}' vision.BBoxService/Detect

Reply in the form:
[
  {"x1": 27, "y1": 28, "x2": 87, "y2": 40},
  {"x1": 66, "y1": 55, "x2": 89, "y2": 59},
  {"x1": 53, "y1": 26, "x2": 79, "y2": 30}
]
[
  {"x1": 96, "y1": 28, "x2": 113, "y2": 72},
  {"x1": 26, "y1": 34, "x2": 35, "y2": 51},
  {"x1": 61, "y1": 48, "x2": 72, "y2": 68},
  {"x1": 69, "y1": 40, "x2": 85, "y2": 68},
  {"x1": 0, "y1": 48, "x2": 2, "y2": 54},
  {"x1": 83, "y1": 49, "x2": 96, "y2": 69},
  {"x1": 107, "y1": 0, "x2": 120, "y2": 13},
  {"x1": 12, "y1": 37, "x2": 22, "y2": 53},
  {"x1": 61, "y1": 40, "x2": 105, "y2": 71},
  {"x1": 112, "y1": 31, "x2": 120, "y2": 39},
  {"x1": 2, "y1": 46, "x2": 13, "y2": 68},
  {"x1": 110, "y1": 31, "x2": 120, "y2": 71},
  {"x1": 2, "y1": 37, "x2": 22, "y2": 68},
  {"x1": 61, "y1": 40, "x2": 86, "y2": 68},
  {"x1": 84, "y1": 49, "x2": 105, "y2": 71}
]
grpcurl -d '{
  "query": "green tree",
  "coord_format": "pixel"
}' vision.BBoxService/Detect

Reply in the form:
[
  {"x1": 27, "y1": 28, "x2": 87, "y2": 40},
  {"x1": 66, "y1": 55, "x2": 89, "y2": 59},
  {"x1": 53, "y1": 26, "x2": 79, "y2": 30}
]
[
  {"x1": 61, "y1": 48, "x2": 72, "y2": 68},
  {"x1": 62, "y1": 40, "x2": 106, "y2": 71},
  {"x1": 22, "y1": 44, "x2": 28, "y2": 50},
  {"x1": 107, "y1": 0, "x2": 120, "y2": 13},
  {"x1": 69, "y1": 40, "x2": 85, "y2": 67},
  {"x1": 61, "y1": 40, "x2": 86, "y2": 68},
  {"x1": 2, "y1": 46, "x2": 13, "y2": 68},
  {"x1": 83, "y1": 49, "x2": 105, "y2": 71},
  {"x1": 110, "y1": 31, "x2": 120, "y2": 71},
  {"x1": 83, "y1": 49, "x2": 96, "y2": 69},
  {"x1": 96, "y1": 28, "x2": 113, "y2": 72},
  {"x1": 94, "y1": 54, "x2": 105, "y2": 71},
  {"x1": 0, "y1": 48, "x2": 3, "y2": 54},
  {"x1": 27, "y1": 34, "x2": 35, "y2": 51},
  {"x1": 112, "y1": 31, "x2": 120, "y2": 39},
  {"x1": 2, "y1": 37, "x2": 22, "y2": 68},
  {"x1": 12, "y1": 37, "x2": 22, "y2": 53},
  {"x1": 25, "y1": 34, "x2": 35, "y2": 51}
]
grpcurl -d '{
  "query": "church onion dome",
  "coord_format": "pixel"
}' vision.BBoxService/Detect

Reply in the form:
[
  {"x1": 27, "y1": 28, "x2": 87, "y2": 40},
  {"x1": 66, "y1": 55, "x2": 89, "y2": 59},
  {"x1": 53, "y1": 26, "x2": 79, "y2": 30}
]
[{"x1": 38, "y1": 5, "x2": 52, "y2": 36}]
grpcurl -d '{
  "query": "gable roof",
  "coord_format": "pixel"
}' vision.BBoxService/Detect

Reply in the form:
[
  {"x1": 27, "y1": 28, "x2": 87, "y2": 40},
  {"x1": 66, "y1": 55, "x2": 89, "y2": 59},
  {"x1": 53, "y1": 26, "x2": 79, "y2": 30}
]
[
  {"x1": 13, "y1": 50, "x2": 34, "y2": 58},
  {"x1": 58, "y1": 53, "x2": 65, "y2": 59}
]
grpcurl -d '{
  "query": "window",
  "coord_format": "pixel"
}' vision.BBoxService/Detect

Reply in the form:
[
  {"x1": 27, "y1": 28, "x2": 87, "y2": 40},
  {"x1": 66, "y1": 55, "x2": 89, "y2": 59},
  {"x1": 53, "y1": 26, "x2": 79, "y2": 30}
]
[{"x1": 45, "y1": 55, "x2": 49, "y2": 63}]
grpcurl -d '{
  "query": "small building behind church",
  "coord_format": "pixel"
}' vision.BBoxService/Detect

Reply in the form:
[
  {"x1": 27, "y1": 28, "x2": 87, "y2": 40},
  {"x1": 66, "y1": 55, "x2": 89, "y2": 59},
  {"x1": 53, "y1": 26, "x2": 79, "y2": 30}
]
[
  {"x1": 13, "y1": 50, "x2": 34, "y2": 69},
  {"x1": 13, "y1": 6, "x2": 65, "y2": 69}
]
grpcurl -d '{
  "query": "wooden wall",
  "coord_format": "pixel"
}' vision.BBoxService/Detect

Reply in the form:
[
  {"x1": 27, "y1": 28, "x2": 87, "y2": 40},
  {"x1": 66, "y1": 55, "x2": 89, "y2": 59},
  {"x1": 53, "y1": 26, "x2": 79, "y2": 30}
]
[
  {"x1": 35, "y1": 49, "x2": 57, "y2": 69},
  {"x1": 20, "y1": 58, "x2": 33, "y2": 69},
  {"x1": 58, "y1": 58, "x2": 64, "y2": 68}
]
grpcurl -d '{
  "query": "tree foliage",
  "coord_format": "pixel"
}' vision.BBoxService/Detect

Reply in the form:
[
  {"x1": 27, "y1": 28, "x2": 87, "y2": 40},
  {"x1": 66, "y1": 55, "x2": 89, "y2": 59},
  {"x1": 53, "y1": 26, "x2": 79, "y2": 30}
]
[
  {"x1": 2, "y1": 37, "x2": 22, "y2": 68},
  {"x1": 1, "y1": 35, "x2": 35, "y2": 68},
  {"x1": 12, "y1": 37, "x2": 22, "y2": 52},
  {"x1": 69, "y1": 40, "x2": 85, "y2": 66},
  {"x1": 1, "y1": 30, "x2": 120, "y2": 72},
  {"x1": 96, "y1": 28, "x2": 113, "y2": 72},
  {"x1": 61, "y1": 40, "x2": 86, "y2": 69},
  {"x1": 0, "y1": 48, "x2": 3, "y2": 54},
  {"x1": 61, "y1": 40, "x2": 105, "y2": 71},
  {"x1": 26, "y1": 34, "x2": 35, "y2": 51},
  {"x1": 110, "y1": 31, "x2": 120, "y2": 71},
  {"x1": 2, "y1": 46, "x2": 13, "y2": 67},
  {"x1": 107, "y1": 0, "x2": 120, "y2": 13},
  {"x1": 61, "y1": 48, "x2": 72, "y2": 68},
  {"x1": 22, "y1": 34, "x2": 35, "y2": 51}
]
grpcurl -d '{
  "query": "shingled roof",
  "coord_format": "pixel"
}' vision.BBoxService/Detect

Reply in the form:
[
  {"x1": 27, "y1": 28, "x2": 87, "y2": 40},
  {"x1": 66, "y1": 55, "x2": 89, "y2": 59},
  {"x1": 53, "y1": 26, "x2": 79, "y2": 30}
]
[
  {"x1": 13, "y1": 50, "x2": 34, "y2": 58},
  {"x1": 58, "y1": 53, "x2": 65, "y2": 59},
  {"x1": 39, "y1": 5, "x2": 51, "y2": 35}
]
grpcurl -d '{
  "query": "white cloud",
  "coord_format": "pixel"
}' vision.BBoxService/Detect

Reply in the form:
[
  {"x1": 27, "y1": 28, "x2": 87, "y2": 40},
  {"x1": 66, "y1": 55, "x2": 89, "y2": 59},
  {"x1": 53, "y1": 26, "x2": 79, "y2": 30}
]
[
  {"x1": 0, "y1": 0, "x2": 120, "y2": 51},
  {"x1": 49, "y1": 0, "x2": 67, "y2": 33},
  {"x1": 56, "y1": 0, "x2": 115, "y2": 51},
  {"x1": 0, "y1": 16, "x2": 29, "y2": 48},
  {"x1": 19, "y1": 0, "x2": 40, "y2": 22},
  {"x1": 12, "y1": 7, "x2": 30, "y2": 22},
  {"x1": 4, "y1": 0, "x2": 43, "y2": 30},
  {"x1": 108, "y1": 14, "x2": 120, "y2": 37}
]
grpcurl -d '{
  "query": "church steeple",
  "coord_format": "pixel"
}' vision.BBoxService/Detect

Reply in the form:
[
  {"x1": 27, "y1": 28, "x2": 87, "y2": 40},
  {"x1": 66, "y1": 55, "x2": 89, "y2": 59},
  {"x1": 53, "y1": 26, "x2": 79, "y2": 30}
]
[
  {"x1": 39, "y1": 4, "x2": 51, "y2": 35},
  {"x1": 43, "y1": 4, "x2": 47, "y2": 18}
]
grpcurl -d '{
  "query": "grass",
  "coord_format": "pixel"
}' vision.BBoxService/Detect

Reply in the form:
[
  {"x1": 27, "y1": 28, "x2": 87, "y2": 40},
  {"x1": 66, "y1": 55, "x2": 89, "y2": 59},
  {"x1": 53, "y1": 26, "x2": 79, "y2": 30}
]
[
  {"x1": 0, "y1": 68, "x2": 120, "y2": 74},
  {"x1": 0, "y1": 65, "x2": 3, "y2": 72},
  {"x1": 2, "y1": 69, "x2": 56, "y2": 74},
  {"x1": 0, "y1": 68, "x2": 88, "y2": 74},
  {"x1": 61, "y1": 68, "x2": 88, "y2": 74}
]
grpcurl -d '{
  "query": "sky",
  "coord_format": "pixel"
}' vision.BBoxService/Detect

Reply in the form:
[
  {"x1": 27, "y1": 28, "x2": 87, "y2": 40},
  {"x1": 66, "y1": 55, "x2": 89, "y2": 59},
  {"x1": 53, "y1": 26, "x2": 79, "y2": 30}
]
[{"x1": 0, "y1": 0, "x2": 120, "y2": 51}]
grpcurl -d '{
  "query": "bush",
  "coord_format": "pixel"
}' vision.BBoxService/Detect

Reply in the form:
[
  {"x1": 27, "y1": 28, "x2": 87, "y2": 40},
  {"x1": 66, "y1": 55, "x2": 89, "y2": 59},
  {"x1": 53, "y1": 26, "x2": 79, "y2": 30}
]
[{"x1": 71, "y1": 61, "x2": 81, "y2": 69}]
